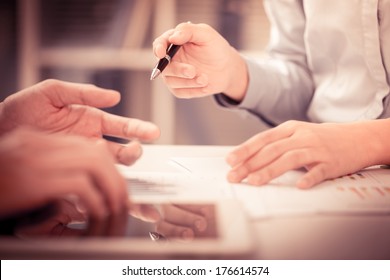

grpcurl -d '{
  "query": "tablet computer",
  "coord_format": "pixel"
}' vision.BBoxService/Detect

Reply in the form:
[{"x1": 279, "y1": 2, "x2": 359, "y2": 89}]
[{"x1": 0, "y1": 199, "x2": 254, "y2": 259}]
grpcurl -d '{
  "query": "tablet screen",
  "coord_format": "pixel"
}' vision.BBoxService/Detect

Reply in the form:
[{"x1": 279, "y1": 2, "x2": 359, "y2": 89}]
[
  {"x1": 0, "y1": 201, "x2": 218, "y2": 242},
  {"x1": 0, "y1": 199, "x2": 255, "y2": 259}
]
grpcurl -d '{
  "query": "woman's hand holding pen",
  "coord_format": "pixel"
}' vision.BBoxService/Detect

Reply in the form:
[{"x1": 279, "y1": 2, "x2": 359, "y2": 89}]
[
  {"x1": 152, "y1": 22, "x2": 248, "y2": 102},
  {"x1": 226, "y1": 120, "x2": 389, "y2": 188}
]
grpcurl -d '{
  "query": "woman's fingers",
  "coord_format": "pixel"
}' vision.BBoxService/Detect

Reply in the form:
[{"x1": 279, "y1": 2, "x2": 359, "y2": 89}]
[
  {"x1": 226, "y1": 121, "x2": 297, "y2": 167},
  {"x1": 227, "y1": 135, "x2": 306, "y2": 183},
  {"x1": 226, "y1": 121, "x2": 352, "y2": 187}
]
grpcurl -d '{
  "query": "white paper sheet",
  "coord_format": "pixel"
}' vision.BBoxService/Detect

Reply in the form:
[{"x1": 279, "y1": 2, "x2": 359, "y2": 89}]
[
  {"x1": 169, "y1": 157, "x2": 390, "y2": 218},
  {"x1": 117, "y1": 165, "x2": 233, "y2": 203}
]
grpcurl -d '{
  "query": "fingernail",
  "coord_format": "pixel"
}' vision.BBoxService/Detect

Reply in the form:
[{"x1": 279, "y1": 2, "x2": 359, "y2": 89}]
[
  {"x1": 226, "y1": 154, "x2": 238, "y2": 166},
  {"x1": 183, "y1": 68, "x2": 195, "y2": 78},
  {"x1": 120, "y1": 144, "x2": 142, "y2": 165},
  {"x1": 134, "y1": 144, "x2": 142, "y2": 158},
  {"x1": 297, "y1": 178, "x2": 311, "y2": 189},
  {"x1": 227, "y1": 171, "x2": 240, "y2": 183},
  {"x1": 194, "y1": 219, "x2": 207, "y2": 232},
  {"x1": 142, "y1": 122, "x2": 158, "y2": 132},
  {"x1": 170, "y1": 30, "x2": 183, "y2": 39}
]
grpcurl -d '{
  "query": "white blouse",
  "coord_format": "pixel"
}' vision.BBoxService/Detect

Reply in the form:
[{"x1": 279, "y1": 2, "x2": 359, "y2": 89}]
[{"x1": 219, "y1": 0, "x2": 390, "y2": 125}]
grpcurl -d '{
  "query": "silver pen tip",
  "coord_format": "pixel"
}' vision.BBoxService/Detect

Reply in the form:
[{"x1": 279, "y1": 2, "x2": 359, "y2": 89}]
[
  {"x1": 150, "y1": 68, "x2": 161, "y2": 80},
  {"x1": 149, "y1": 231, "x2": 166, "y2": 241}
]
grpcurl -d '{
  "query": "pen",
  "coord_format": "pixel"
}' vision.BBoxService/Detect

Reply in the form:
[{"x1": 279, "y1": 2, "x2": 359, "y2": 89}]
[
  {"x1": 150, "y1": 44, "x2": 181, "y2": 80},
  {"x1": 149, "y1": 231, "x2": 167, "y2": 242}
]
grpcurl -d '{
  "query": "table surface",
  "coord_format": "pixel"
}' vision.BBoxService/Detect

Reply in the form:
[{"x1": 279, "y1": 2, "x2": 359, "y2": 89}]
[{"x1": 132, "y1": 144, "x2": 390, "y2": 260}]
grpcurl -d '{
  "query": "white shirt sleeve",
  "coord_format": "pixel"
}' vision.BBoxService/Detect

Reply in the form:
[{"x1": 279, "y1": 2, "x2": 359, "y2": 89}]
[
  {"x1": 216, "y1": 0, "x2": 390, "y2": 124},
  {"x1": 215, "y1": 0, "x2": 315, "y2": 125}
]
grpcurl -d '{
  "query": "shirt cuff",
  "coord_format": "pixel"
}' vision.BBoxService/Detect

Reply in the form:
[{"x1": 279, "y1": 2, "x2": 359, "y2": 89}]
[{"x1": 214, "y1": 93, "x2": 241, "y2": 108}]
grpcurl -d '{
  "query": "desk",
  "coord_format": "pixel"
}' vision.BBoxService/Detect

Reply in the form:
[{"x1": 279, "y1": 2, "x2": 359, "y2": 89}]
[{"x1": 132, "y1": 144, "x2": 390, "y2": 260}]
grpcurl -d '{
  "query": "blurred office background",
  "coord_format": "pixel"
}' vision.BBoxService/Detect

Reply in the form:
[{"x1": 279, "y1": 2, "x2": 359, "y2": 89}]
[{"x1": 0, "y1": 0, "x2": 270, "y2": 145}]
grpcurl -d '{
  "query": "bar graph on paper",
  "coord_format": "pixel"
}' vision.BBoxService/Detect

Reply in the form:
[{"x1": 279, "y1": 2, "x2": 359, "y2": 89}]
[
  {"x1": 231, "y1": 166, "x2": 390, "y2": 218},
  {"x1": 333, "y1": 170, "x2": 390, "y2": 200},
  {"x1": 119, "y1": 155, "x2": 390, "y2": 216},
  {"x1": 329, "y1": 168, "x2": 390, "y2": 200},
  {"x1": 335, "y1": 185, "x2": 390, "y2": 200},
  {"x1": 165, "y1": 157, "x2": 390, "y2": 216}
]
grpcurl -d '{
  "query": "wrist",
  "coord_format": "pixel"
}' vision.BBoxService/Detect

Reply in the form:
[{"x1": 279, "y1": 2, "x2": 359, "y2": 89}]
[
  {"x1": 361, "y1": 119, "x2": 390, "y2": 165},
  {"x1": 223, "y1": 48, "x2": 248, "y2": 102}
]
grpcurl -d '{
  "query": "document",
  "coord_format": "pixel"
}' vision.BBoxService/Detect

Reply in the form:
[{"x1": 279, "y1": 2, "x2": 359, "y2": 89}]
[
  {"x1": 117, "y1": 165, "x2": 233, "y2": 203},
  {"x1": 169, "y1": 157, "x2": 390, "y2": 218}
]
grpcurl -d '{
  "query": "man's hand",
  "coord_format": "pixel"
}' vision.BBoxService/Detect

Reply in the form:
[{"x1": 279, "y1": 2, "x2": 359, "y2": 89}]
[
  {"x1": 0, "y1": 128, "x2": 129, "y2": 219},
  {"x1": 0, "y1": 79, "x2": 160, "y2": 165}
]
